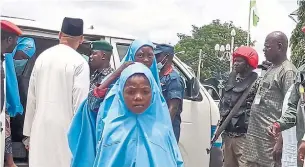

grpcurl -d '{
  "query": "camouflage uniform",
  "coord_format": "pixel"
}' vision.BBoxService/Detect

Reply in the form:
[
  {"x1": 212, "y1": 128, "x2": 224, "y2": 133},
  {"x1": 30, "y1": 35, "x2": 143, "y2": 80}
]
[
  {"x1": 88, "y1": 67, "x2": 114, "y2": 112},
  {"x1": 89, "y1": 67, "x2": 114, "y2": 91},
  {"x1": 276, "y1": 64, "x2": 305, "y2": 167}
]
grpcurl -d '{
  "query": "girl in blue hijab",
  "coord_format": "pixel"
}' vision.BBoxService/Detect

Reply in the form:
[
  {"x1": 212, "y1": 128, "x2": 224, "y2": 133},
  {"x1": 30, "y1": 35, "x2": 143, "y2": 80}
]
[
  {"x1": 68, "y1": 40, "x2": 168, "y2": 166},
  {"x1": 5, "y1": 37, "x2": 36, "y2": 116},
  {"x1": 4, "y1": 37, "x2": 36, "y2": 167},
  {"x1": 93, "y1": 63, "x2": 183, "y2": 166}
]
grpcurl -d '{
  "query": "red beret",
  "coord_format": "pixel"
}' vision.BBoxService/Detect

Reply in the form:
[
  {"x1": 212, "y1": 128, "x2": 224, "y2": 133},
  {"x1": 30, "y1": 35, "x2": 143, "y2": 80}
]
[
  {"x1": 233, "y1": 46, "x2": 259, "y2": 69},
  {"x1": 1, "y1": 20, "x2": 22, "y2": 36}
]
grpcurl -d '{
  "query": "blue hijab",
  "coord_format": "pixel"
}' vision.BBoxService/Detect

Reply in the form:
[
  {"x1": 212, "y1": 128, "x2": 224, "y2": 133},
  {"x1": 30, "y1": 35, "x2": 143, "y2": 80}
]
[
  {"x1": 95, "y1": 39, "x2": 164, "y2": 139},
  {"x1": 68, "y1": 40, "x2": 167, "y2": 167},
  {"x1": 121, "y1": 39, "x2": 161, "y2": 86},
  {"x1": 94, "y1": 63, "x2": 183, "y2": 166},
  {"x1": 99, "y1": 39, "x2": 161, "y2": 98},
  {"x1": 14, "y1": 37, "x2": 36, "y2": 75},
  {"x1": 5, "y1": 37, "x2": 36, "y2": 116}
]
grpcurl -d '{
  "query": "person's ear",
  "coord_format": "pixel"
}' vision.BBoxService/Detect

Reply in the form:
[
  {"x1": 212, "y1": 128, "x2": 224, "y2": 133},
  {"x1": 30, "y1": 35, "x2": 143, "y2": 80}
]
[
  {"x1": 7, "y1": 36, "x2": 14, "y2": 45},
  {"x1": 278, "y1": 42, "x2": 283, "y2": 51},
  {"x1": 58, "y1": 32, "x2": 63, "y2": 40},
  {"x1": 101, "y1": 52, "x2": 106, "y2": 60},
  {"x1": 79, "y1": 36, "x2": 84, "y2": 45}
]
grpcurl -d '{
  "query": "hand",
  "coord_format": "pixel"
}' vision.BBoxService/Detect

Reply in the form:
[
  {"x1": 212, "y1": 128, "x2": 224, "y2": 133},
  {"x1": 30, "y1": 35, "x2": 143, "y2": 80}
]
[
  {"x1": 298, "y1": 141, "x2": 305, "y2": 162},
  {"x1": 25, "y1": 145, "x2": 30, "y2": 151},
  {"x1": 272, "y1": 135, "x2": 283, "y2": 163},
  {"x1": 267, "y1": 122, "x2": 281, "y2": 137},
  {"x1": 22, "y1": 137, "x2": 30, "y2": 151},
  {"x1": 97, "y1": 61, "x2": 134, "y2": 90},
  {"x1": 115, "y1": 61, "x2": 134, "y2": 77}
]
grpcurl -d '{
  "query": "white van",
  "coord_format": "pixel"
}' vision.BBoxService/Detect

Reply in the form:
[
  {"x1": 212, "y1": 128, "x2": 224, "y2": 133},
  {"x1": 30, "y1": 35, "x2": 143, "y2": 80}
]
[{"x1": 0, "y1": 17, "x2": 222, "y2": 167}]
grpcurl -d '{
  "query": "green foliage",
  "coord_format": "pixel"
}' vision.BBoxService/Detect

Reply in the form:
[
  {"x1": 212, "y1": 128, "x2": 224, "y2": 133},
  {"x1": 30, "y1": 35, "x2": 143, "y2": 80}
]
[
  {"x1": 175, "y1": 19, "x2": 252, "y2": 81},
  {"x1": 290, "y1": 0, "x2": 305, "y2": 68}
]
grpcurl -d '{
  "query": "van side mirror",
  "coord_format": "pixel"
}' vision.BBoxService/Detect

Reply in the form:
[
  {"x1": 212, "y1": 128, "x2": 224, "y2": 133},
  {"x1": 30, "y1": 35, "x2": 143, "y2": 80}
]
[{"x1": 186, "y1": 77, "x2": 202, "y2": 101}]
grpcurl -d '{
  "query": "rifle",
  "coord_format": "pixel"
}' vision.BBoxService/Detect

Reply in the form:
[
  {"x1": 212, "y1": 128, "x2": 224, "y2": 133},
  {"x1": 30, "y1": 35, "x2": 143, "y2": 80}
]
[{"x1": 207, "y1": 80, "x2": 256, "y2": 154}]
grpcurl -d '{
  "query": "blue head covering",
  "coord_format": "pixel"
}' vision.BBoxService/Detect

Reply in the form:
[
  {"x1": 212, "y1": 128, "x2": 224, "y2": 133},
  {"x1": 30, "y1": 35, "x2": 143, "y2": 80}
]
[
  {"x1": 120, "y1": 39, "x2": 161, "y2": 86},
  {"x1": 102, "y1": 39, "x2": 161, "y2": 99},
  {"x1": 93, "y1": 63, "x2": 183, "y2": 167},
  {"x1": 14, "y1": 37, "x2": 36, "y2": 76},
  {"x1": 5, "y1": 37, "x2": 36, "y2": 116},
  {"x1": 95, "y1": 39, "x2": 165, "y2": 146},
  {"x1": 68, "y1": 40, "x2": 170, "y2": 167},
  {"x1": 15, "y1": 37, "x2": 36, "y2": 57}
]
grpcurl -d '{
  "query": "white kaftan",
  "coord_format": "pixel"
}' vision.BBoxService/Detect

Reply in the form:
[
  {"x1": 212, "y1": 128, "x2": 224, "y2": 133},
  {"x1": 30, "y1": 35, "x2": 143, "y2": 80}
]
[{"x1": 23, "y1": 44, "x2": 90, "y2": 167}]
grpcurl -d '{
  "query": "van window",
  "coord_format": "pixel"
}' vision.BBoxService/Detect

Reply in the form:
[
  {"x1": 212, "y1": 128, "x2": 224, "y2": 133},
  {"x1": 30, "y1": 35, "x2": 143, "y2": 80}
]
[
  {"x1": 173, "y1": 65, "x2": 203, "y2": 101},
  {"x1": 203, "y1": 85, "x2": 220, "y2": 101},
  {"x1": 116, "y1": 43, "x2": 129, "y2": 60}
]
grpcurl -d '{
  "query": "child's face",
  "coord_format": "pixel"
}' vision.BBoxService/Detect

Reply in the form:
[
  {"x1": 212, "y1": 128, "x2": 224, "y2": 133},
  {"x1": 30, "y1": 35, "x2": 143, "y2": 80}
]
[
  {"x1": 134, "y1": 46, "x2": 154, "y2": 68},
  {"x1": 123, "y1": 74, "x2": 152, "y2": 114}
]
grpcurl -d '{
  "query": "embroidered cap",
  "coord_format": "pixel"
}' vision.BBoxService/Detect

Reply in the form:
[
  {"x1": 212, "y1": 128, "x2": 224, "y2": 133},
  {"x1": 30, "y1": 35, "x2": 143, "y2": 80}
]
[{"x1": 61, "y1": 17, "x2": 84, "y2": 36}]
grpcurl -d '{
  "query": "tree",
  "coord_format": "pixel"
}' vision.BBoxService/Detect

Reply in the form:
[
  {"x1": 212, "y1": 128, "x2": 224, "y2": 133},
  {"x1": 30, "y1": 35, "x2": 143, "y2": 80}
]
[
  {"x1": 175, "y1": 19, "x2": 253, "y2": 81},
  {"x1": 290, "y1": 0, "x2": 305, "y2": 68}
]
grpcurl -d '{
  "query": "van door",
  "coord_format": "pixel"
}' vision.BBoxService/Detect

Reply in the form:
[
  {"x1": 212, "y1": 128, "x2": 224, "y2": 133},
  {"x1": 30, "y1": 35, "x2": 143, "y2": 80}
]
[
  {"x1": 172, "y1": 64, "x2": 211, "y2": 167},
  {"x1": 203, "y1": 84, "x2": 221, "y2": 106}
]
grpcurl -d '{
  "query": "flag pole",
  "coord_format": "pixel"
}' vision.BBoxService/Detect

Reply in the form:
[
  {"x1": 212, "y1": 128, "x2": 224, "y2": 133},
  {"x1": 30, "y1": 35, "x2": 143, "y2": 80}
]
[{"x1": 247, "y1": 0, "x2": 251, "y2": 46}]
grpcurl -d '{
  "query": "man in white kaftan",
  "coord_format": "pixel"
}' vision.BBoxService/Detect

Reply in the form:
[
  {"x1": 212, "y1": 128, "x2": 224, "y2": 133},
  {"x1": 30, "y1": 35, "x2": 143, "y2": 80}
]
[{"x1": 23, "y1": 17, "x2": 90, "y2": 167}]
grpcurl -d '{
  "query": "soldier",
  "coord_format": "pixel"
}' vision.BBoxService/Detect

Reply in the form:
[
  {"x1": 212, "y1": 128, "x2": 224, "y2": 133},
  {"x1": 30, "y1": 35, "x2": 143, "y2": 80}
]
[
  {"x1": 219, "y1": 46, "x2": 259, "y2": 167},
  {"x1": 88, "y1": 40, "x2": 114, "y2": 90}
]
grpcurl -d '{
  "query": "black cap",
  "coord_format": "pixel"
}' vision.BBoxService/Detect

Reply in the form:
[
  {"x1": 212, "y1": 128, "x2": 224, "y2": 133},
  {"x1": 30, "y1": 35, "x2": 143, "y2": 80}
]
[
  {"x1": 61, "y1": 17, "x2": 84, "y2": 36},
  {"x1": 154, "y1": 44, "x2": 175, "y2": 56}
]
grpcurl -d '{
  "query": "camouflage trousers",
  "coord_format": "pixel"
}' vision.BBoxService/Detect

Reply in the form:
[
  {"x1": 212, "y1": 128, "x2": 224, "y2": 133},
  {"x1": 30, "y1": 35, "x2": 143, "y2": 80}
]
[{"x1": 223, "y1": 134, "x2": 246, "y2": 167}]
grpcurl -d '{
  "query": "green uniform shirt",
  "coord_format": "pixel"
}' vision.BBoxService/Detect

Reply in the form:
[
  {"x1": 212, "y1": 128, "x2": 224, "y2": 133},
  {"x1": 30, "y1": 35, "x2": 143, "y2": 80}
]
[{"x1": 277, "y1": 64, "x2": 305, "y2": 142}]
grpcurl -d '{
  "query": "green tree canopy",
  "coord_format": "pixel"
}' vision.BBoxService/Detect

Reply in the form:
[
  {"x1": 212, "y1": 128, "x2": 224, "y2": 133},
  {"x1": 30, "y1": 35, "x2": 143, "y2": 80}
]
[
  {"x1": 175, "y1": 19, "x2": 252, "y2": 81},
  {"x1": 290, "y1": 0, "x2": 305, "y2": 68}
]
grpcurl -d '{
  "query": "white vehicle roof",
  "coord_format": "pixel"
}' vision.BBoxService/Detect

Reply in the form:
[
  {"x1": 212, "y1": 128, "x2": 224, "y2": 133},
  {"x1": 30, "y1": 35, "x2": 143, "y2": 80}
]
[{"x1": 1, "y1": 16, "x2": 136, "y2": 40}]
